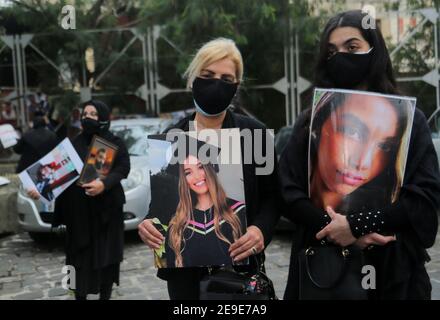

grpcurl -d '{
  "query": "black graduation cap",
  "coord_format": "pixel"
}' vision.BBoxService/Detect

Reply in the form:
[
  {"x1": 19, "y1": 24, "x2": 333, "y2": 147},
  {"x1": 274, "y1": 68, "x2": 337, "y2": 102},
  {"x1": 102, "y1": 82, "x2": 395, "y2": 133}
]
[
  {"x1": 165, "y1": 133, "x2": 221, "y2": 177},
  {"x1": 147, "y1": 133, "x2": 221, "y2": 224}
]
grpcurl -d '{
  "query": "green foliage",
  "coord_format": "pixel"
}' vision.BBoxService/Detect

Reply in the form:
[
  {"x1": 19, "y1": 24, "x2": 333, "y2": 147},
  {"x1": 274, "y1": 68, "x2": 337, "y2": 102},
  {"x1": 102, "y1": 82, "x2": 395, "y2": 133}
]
[
  {"x1": 50, "y1": 89, "x2": 80, "y2": 121},
  {"x1": 386, "y1": 0, "x2": 439, "y2": 116},
  {"x1": 3, "y1": 0, "x2": 438, "y2": 128}
]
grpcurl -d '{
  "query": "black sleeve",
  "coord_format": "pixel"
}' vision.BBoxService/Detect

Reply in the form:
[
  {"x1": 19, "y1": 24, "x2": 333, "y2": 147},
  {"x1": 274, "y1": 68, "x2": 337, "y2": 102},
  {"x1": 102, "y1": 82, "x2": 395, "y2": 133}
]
[
  {"x1": 102, "y1": 137, "x2": 131, "y2": 190},
  {"x1": 13, "y1": 138, "x2": 25, "y2": 154},
  {"x1": 347, "y1": 109, "x2": 440, "y2": 247},
  {"x1": 278, "y1": 110, "x2": 332, "y2": 233},
  {"x1": 248, "y1": 129, "x2": 281, "y2": 248},
  {"x1": 53, "y1": 186, "x2": 69, "y2": 228},
  {"x1": 290, "y1": 198, "x2": 332, "y2": 233}
]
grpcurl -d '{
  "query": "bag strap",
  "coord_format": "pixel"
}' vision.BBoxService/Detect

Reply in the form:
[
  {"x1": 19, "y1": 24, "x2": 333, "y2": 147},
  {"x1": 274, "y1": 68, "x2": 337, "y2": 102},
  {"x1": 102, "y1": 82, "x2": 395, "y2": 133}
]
[
  {"x1": 304, "y1": 246, "x2": 350, "y2": 289},
  {"x1": 217, "y1": 253, "x2": 265, "y2": 276},
  {"x1": 253, "y1": 252, "x2": 265, "y2": 273}
]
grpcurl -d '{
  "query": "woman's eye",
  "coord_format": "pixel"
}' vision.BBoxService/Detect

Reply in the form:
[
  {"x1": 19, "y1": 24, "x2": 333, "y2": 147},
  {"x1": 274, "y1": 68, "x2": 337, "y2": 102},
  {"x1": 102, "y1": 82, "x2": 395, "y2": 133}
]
[
  {"x1": 200, "y1": 73, "x2": 213, "y2": 79},
  {"x1": 377, "y1": 142, "x2": 393, "y2": 153},
  {"x1": 340, "y1": 126, "x2": 361, "y2": 140},
  {"x1": 348, "y1": 45, "x2": 358, "y2": 52},
  {"x1": 221, "y1": 76, "x2": 235, "y2": 84}
]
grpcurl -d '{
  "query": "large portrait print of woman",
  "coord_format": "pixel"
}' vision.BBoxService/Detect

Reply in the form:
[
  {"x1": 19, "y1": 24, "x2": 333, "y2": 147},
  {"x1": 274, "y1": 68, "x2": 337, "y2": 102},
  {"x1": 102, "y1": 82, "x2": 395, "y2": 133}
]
[
  {"x1": 309, "y1": 89, "x2": 415, "y2": 214},
  {"x1": 147, "y1": 130, "x2": 247, "y2": 268}
]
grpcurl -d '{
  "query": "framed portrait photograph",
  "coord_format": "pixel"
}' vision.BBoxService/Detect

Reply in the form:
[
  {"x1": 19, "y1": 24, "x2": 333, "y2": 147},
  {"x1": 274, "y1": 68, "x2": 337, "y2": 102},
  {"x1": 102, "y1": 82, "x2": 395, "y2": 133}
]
[
  {"x1": 308, "y1": 88, "x2": 416, "y2": 214},
  {"x1": 77, "y1": 135, "x2": 119, "y2": 186},
  {"x1": 18, "y1": 138, "x2": 83, "y2": 204},
  {"x1": 147, "y1": 129, "x2": 248, "y2": 269}
]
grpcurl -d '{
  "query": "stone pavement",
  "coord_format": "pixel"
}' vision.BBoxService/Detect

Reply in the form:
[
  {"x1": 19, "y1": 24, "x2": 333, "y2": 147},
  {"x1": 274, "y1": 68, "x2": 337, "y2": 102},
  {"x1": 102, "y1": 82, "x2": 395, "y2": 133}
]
[{"x1": 0, "y1": 230, "x2": 439, "y2": 300}]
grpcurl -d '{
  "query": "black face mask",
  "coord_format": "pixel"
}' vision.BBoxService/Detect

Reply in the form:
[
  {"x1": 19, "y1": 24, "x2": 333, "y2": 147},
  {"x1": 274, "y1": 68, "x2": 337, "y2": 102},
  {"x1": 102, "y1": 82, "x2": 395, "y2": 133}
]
[
  {"x1": 326, "y1": 48, "x2": 373, "y2": 89},
  {"x1": 192, "y1": 77, "x2": 238, "y2": 117},
  {"x1": 81, "y1": 118, "x2": 100, "y2": 135}
]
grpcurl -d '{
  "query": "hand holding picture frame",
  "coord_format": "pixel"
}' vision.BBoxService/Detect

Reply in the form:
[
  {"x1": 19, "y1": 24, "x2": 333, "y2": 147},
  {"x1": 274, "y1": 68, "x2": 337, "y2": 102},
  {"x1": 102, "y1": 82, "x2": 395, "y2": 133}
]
[
  {"x1": 18, "y1": 138, "x2": 83, "y2": 204},
  {"x1": 77, "y1": 135, "x2": 119, "y2": 186}
]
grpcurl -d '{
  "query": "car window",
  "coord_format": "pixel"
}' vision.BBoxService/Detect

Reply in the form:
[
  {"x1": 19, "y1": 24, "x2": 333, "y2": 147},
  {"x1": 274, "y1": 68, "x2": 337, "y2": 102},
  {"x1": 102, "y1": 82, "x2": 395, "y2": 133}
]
[{"x1": 111, "y1": 124, "x2": 160, "y2": 156}]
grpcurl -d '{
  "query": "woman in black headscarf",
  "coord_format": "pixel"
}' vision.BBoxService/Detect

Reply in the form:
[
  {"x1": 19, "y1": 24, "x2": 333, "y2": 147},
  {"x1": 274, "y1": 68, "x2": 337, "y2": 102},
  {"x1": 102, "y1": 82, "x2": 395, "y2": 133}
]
[{"x1": 50, "y1": 100, "x2": 130, "y2": 300}]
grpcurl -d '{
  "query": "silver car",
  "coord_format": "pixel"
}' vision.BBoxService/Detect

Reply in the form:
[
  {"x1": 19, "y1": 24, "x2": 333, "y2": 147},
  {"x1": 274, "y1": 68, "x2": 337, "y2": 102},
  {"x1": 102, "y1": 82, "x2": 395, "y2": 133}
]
[{"x1": 17, "y1": 117, "x2": 172, "y2": 242}]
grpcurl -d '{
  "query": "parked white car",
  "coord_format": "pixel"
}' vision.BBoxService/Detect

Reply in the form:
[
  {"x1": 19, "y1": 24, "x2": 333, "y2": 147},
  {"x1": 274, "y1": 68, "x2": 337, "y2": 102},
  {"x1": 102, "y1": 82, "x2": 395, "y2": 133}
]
[{"x1": 17, "y1": 117, "x2": 173, "y2": 242}]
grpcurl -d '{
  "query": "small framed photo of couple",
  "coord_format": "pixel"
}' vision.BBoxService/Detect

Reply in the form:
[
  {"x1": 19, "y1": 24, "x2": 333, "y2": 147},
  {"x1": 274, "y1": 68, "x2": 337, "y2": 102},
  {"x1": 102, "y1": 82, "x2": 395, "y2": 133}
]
[{"x1": 77, "y1": 135, "x2": 118, "y2": 186}]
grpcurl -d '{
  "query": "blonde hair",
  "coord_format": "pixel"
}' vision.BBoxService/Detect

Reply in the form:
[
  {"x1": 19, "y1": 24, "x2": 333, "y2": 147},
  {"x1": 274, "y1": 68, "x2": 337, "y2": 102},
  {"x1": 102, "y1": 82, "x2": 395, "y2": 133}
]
[
  {"x1": 168, "y1": 162, "x2": 243, "y2": 268},
  {"x1": 183, "y1": 38, "x2": 244, "y2": 89}
]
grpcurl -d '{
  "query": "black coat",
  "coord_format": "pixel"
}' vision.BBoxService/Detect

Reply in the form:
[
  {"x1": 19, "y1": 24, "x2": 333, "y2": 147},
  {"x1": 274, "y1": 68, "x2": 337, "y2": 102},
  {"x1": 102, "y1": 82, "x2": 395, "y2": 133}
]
[
  {"x1": 53, "y1": 131, "x2": 130, "y2": 291},
  {"x1": 14, "y1": 126, "x2": 58, "y2": 173},
  {"x1": 156, "y1": 109, "x2": 281, "y2": 281},
  {"x1": 279, "y1": 107, "x2": 440, "y2": 300}
]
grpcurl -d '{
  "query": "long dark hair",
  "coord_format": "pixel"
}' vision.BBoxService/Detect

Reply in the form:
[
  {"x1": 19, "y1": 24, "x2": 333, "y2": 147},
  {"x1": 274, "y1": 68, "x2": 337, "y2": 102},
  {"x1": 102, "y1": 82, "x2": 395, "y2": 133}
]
[{"x1": 314, "y1": 10, "x2": 398, "y2": 95}]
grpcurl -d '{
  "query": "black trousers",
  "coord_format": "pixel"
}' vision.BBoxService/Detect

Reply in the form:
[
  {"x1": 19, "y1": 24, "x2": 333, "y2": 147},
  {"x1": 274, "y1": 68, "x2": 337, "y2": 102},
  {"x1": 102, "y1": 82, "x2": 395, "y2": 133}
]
[{"x1": 75, "y1": 282, "x2": 113, "y2": 300}]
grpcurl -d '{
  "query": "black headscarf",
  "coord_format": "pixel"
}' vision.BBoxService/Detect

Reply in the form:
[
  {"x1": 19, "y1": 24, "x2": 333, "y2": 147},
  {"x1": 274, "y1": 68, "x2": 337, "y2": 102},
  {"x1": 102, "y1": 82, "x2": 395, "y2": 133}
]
[
  {"x1": 81, "y1": 99, "x2": 111, "y2": 131},
  {"x1": 77, "y1": 99, "x2": 114, "y2": 158}
]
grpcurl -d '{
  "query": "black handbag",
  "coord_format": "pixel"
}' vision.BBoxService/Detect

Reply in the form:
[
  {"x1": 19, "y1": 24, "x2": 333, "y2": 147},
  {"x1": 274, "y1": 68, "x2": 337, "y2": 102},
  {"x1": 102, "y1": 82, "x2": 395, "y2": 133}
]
[
  {"x1": 298, "y1": 243, "x2": 368, "y2": 300},
  {"x1": 199, "y1": 255, "x2": 278, "y2": 300}
]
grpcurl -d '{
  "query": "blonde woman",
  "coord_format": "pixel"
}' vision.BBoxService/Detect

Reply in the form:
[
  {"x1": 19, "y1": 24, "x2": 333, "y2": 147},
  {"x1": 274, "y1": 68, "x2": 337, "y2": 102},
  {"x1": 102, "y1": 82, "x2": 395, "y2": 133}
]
[{"x1": 138, "y1": 38, "x2": 280, "y2": 299}]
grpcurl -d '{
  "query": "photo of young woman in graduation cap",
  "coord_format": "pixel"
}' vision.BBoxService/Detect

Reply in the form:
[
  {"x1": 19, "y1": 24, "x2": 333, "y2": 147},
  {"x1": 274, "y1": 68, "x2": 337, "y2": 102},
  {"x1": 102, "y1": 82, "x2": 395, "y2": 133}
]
[{"x1": 148, "y1": 133, "x2": 247, "y2": 268}]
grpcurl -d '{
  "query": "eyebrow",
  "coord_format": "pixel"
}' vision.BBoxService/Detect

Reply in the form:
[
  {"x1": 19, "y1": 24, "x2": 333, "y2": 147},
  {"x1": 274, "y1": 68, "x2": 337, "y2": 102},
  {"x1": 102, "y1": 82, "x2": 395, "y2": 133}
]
[
  {"x1": 341, "y1": 113, "x2": 369, "y2": 136},
  {"x1": 201, "y1": 68, "x2": 235, "y2": 78},
  {"x1": 328, "y1": 37, "x2": 363, "y2": 47},
  {"x1": 341, "y1": 113, "x2": 399, "y2": 143}
]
